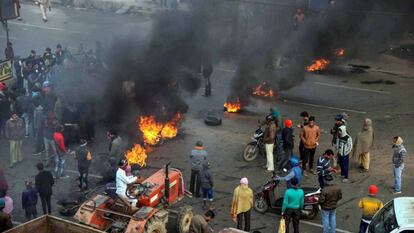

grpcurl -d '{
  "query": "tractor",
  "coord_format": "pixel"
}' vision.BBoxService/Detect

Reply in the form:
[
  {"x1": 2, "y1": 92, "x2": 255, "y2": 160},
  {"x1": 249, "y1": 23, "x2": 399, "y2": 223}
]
[{"x1": 74, "y1": 162, "x2": 193, "y2": 233}]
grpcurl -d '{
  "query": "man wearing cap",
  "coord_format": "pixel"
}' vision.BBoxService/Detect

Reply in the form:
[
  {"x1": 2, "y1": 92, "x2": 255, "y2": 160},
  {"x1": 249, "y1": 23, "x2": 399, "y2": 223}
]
[
  {"x1": 189, "y1": 141, "x2": 208, "y2": 198},
  {"x1": 115, "y1": 159, "x2": 141, "y2": 207},
  {"x1": 0, "y1": 199, "x2": 13, "y2": 232},
  {"x1": 358, "y1": 185, "x2": 383, "y2": 233},
  {"x1": 279, "y1": 118, "x2": 294, "y2": 170},
  {"x1": 300, "y1": 116, "x2": 320, "y2": 176},
  {"x1": 230, "y1": 178, "x2": 253, "y2": 231},
  {"x1": 319, "y1": 175, "x2": 342, "y2": 233},
  {"x1": 392, "y1": 136, "x2": 407, "y2": 194}
]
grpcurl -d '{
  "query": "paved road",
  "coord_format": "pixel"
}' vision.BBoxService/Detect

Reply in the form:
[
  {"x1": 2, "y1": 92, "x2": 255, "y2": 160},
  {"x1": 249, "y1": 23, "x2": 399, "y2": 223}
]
[{"x1": 1, "y1": 3, "x2": 414, "y2": 233}]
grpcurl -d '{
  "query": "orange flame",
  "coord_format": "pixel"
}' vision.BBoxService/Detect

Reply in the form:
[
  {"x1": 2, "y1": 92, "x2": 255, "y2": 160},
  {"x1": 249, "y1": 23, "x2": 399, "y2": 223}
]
[
  {"x1": 224, "y1": 98, "x2": 241, "y2": 113},
  {"x1": 139, "y1": 113, "x2": 182, "y2": 146},
  {"x1": 335, "y1": 48, "x2": 345, "y2": 57},
  {"x1": 306, "y1": 58, "x2": 330, "y2": 72},
  {"x1": 124, "y1": 144, "x2": 147, "y2": 167},
  {"x1": 252, "y1": 82, "x2": 274, "y2": 97}
]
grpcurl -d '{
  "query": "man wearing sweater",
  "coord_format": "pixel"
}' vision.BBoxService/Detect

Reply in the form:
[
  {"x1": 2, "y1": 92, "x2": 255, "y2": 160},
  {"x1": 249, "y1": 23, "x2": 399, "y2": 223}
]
[
  {"x1": 319, "y1": 175, "x2": 342, "y2": 233},
  {"x1": 300, "y1": 116, "x2": 320, "y2": 176},
  {"x1": 281, "y1": 178, "x2": 304, "y2": 233}
]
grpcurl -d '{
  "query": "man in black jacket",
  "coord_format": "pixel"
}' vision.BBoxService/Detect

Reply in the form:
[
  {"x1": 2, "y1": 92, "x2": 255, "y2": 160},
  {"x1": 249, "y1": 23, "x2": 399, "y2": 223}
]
[
  {"x1": 279, "y1": 119, "x2": 294, "y2": 170},
  {"x1": 75, "y1": 139, "x2": 91, "y2": 191},
  {"x1": 35, "y1": 163, "x2": 54, "y2": 214}
]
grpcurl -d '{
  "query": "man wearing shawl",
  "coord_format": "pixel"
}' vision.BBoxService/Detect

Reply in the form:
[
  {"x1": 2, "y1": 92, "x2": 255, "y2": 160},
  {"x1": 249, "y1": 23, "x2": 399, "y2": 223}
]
[{"x1": 352, "y1": 119, "x2": 374, "y2": 172}]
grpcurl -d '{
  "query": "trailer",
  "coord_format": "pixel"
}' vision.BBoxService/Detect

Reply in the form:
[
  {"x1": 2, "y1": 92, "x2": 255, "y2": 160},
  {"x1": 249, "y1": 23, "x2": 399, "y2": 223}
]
[{"x1": 5, "y1": 215, "x2": 104, "y2": 233}]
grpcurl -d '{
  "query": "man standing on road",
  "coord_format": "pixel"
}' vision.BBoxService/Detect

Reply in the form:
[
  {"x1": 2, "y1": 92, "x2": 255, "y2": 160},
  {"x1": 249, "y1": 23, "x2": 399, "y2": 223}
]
[
  {"x1": 189, "y1": 141, "x2": 207, "y2": 198},
  {"x1": 39, "y1": 0, "x2": 51, "y2": 22},
  {"x1": 35, "y1": 162, "x2": 54, "y2": 215},
  {"x1": 316, "y1": 149, "x2": 335, "y2": 188},
  {"x1": 107, "y1": 129, "x2": 125, "y2": 162},
  {"x1": 5, "y1": 113, "x2": 24, "y2": 168},
  {"x1": 263, "y1": 114, "x2": 276, "y2": 172},
  {"x1": 75, "y1": 139, "x2": 92, "y2": 191},
  {"x1": 335, "y1": 125, "x2": 353, "y2": 183},
  {"x1": 230, "y1": 178, "x2": 253, "y2": 232},
  {"x1": 319, "y1": 175, "x2": 342, "y2": 233},
  {"x1": 21, "y1": 181, "x2": 38, "y2": 221},
  {"x1": 358, "y1": 185, "x2": 383, "y2": 233},
  {"x1": 392, "y1": 136, "x2": 407, "y2": 194},
  {"x1": 279, "y1": 118, "x2": 294, "y2": 170},
  {"x1": 297, "y1": 111, "x2": 309, "y2": 166},
  {"x1": 281, "y1": 178, "x2": 304, "y2": 233},
  {"x1": 300, "y1": 116, "x2": 320, "y2": 176},
  {"x1": 353, "y1": 118, "x2": 374, "y2": 173},
  {"x1": 330, "y1": 114, "x2": 346, "y2": 168},
  {"x1": 54, "y1": 125, "x2": 69, "y2": 179}
]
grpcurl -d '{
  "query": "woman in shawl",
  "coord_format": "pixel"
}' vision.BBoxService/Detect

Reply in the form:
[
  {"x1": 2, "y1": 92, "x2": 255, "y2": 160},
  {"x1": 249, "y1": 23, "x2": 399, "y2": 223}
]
[
  {"x1": 352, "y1": 118, "x2": 374, "y2": 172},
  {"x1": 230, "y1": 177, "x2": 253, "y2": 232}
]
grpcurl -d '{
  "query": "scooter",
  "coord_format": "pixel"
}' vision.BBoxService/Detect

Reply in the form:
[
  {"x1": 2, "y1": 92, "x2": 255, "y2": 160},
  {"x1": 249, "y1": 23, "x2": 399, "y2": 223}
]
[
  {"x1": 242, "y1": 122, "x2": 283, "y2": 162},
  {"x1": 253, "y1": 174, "x2": 321, "y2": 219}
]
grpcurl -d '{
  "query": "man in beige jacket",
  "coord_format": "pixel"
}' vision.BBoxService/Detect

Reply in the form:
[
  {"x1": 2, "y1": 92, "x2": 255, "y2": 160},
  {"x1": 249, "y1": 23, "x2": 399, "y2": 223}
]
[{"x1": 300, "y1": 116, "x2": 320, "y2": 176}]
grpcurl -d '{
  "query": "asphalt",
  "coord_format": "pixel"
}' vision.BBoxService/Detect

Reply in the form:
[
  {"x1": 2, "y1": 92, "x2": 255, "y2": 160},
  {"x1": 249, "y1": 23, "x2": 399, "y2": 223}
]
[{"x1": 1, "y1": 3, "x2": 414, "y2": 233}]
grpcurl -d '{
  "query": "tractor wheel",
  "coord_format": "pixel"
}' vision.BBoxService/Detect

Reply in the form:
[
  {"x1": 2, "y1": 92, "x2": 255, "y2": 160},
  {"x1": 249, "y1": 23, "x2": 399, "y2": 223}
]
[
  {"x1": 177, "y1": 206, "x2": 193, "y2": 233},
  {"x1": 145, "y1": 218, "x2": 166, "y2": 233}
]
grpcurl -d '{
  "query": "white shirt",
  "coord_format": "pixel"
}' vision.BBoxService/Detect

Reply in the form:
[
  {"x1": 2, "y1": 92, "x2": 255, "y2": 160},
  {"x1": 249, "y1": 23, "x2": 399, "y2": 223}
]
[{"x1": 115, "y1": 168, "x2": 137, "y2": 197}]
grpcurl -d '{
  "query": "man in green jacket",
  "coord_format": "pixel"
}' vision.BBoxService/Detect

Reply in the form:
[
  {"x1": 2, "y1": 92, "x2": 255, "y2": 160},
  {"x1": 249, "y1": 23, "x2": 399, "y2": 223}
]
[{"x1": 281, "y1": 178, "x2": 304, "y2": 233}]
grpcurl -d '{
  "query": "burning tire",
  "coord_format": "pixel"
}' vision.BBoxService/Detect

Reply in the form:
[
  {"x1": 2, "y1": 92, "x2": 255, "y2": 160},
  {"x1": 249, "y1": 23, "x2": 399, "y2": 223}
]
[
  {"x1": 204, "y1": 115, "x2": 222, "y2": 126},
  {"x1": 177, "y1": 206, "x2": 193, "y2": 233},
  {"x1": 243, "y1": 143, "x2": 259, "y2": 161},
  {"x1": 145, "y1": 218, "x2": 166, "y2": 233},
  {"x1": 254, "y1": 195, "x2": 269, "y2": 214}
]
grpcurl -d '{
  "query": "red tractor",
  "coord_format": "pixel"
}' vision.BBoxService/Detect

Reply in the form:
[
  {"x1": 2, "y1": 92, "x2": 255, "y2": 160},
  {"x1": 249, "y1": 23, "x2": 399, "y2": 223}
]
[{"x1": 74, "y1": 163, "x2": 193, "y2": 233}]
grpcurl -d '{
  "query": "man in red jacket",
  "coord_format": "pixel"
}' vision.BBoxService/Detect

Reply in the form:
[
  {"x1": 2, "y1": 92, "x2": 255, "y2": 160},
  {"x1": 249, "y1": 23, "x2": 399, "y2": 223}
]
[{"x1": 54, "y1": 125, "x2": 69, "y2": 179}]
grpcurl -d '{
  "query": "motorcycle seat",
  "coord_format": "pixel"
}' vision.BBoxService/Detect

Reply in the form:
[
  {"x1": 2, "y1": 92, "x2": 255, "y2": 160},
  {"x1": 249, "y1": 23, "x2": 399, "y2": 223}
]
[{"x1": 302, "y1": 187, "x2": 320, "y2": 195}]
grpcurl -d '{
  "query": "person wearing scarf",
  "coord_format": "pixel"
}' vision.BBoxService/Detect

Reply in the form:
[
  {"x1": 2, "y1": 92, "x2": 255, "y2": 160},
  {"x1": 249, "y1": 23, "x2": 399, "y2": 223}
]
[
  {"x1": 352, "y1": 119, "x2": 374, "y2": 172},
  {"x1": 230, "y1": 178, "x2": 253, "y2": 232}
]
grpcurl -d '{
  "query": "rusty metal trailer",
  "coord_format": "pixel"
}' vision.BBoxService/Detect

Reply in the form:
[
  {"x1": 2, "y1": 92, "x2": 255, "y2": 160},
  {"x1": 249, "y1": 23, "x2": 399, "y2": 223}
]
[{"x1": 5, "y1": 215, "x2": 104, "y2": 233}]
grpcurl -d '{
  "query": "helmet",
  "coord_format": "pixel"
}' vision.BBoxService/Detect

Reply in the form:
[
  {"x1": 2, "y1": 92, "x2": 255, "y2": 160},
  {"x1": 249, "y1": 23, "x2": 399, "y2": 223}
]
[
  {"x1": 290, "y1": 156, "x2": 299, "y2": 166},
  {"x1": 285, "y1": 119, "x2": 293, "y2": 128},
  {"x1": 368, "y1": 185, "x2": 378, "y2": 196}
]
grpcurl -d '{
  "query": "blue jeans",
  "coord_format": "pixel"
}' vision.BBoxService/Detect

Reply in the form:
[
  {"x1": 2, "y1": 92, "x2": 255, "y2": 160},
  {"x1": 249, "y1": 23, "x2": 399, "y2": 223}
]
[
  {"x1": 321, "y1": 209, "x2": 336, "y2": 233},
  {"x1": 202, "y1": 188, "x2": 213, "y2": 201},
  {"x1": 55, "y1": 154, "x2": 66, "y2": 178},
  {"x1": 393, "y1": 164, "x2": 404, "y2": 192}
]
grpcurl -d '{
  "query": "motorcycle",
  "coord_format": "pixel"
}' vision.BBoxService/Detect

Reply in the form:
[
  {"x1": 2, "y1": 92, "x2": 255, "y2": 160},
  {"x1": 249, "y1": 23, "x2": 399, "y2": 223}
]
[
  {"x1": 253, "y1": 174, "x2": 321, "y2": 219},
  {"x1": 242, "y1": 122, "x2": 283, "y2": 162}
]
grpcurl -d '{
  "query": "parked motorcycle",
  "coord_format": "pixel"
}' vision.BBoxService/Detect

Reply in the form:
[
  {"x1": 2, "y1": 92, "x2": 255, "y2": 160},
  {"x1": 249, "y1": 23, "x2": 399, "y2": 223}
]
[
  {"x1": 253, "y1": 174, "x2": 320, "y2": 219},
  {"x1": 242, "y1": 123, "x2": 283, "y2": 162}
]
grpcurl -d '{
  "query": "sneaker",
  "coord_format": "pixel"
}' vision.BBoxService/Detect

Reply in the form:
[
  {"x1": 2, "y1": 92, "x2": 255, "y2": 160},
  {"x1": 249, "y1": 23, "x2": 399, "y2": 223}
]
[
  {"x1": 342, "y1": 178, "x2": 349, "y2": 183},
  {"x1": 32, "y1": 152, "x2": 42, "y2": 156},
  {"x1": 393, "y1": 191, "x2": 402, "y2": 195},
  {"x1": 61, "y1": 175, "x2": 70, "y2": 179},
  {"x1": 9, "y1": 163, "x2": 15, "y2": 168}
]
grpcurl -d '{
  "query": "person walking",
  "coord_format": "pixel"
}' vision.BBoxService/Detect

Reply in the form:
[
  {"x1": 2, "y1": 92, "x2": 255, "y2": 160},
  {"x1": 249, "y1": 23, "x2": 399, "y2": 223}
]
[
  {"x1": 39, "y1": 0, "x2": 51, "y2": 22},
  {"x1": 75, "y1": 139, "x2": 92, "y2": 191},
  {"x1": 300, "y1": 116, "x2": 320, "y2": 176},
  {"x1": 35, "y1": 163, "x2": 54, "y2": 214},
  {"x1": 316, "y1": 149, "x2": 335, "y2": 188},
  {"x1": 0, "y1": 199, "x2": 13, "y2": 232},
  {"x1": 319, "y1": 175, "x2": 342, "y2": 233},
  {"x1": 5, "y1": 113, "x2": 24, "y2": 168},
  {"x1": 281, "y1": 178, "x2": 304, "y2": 233},
  {"x1": 21, "y1": 181, "x2": 38, "y2": 221},
  {"x1": 353, "y1": 118, "x2": 374, "y2": 173},
  {"x1": 335, "y1": 125, "x2": 353, "y2": 183},
  {"x1": 392, "y1": 136, "x2": 407, "y2": 194},
  {"x1": 263, "y1": 114, "x2": 276, "y2": 172},
  {"x1": 358, "y1": 185, "x2": 383, "y2": 233},
  {"x1": 230, "y1": 178, "x2": 253, "y2": 232},
  {"x1": 200, "y1": 163, "x2": 214, "y2": 210},
  {"x1": 296, "y1": 111, "x2": 309, "y2": 163},
  {"x1": 189, "y1": 141, "x2": 207, "y2": 198},
  {"x1": 279, "y1": 118, "x2": 294, "y2": 170},
  {"x1": 43, "y1": 112, "x2": 57, "y2": 167},
  {"x1": 54, "y1": 125, "x2": 69, "y2": 179}
]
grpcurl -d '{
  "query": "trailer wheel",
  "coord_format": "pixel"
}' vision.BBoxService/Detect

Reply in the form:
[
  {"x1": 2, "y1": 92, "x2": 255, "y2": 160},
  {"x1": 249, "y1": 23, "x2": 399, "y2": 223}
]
[
  {"x1": 145, "y1": 218, "x2": 166, "y2": 233},
  {"x1": 177, "y1": 206, "x2": 193, "y2": 233}
]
